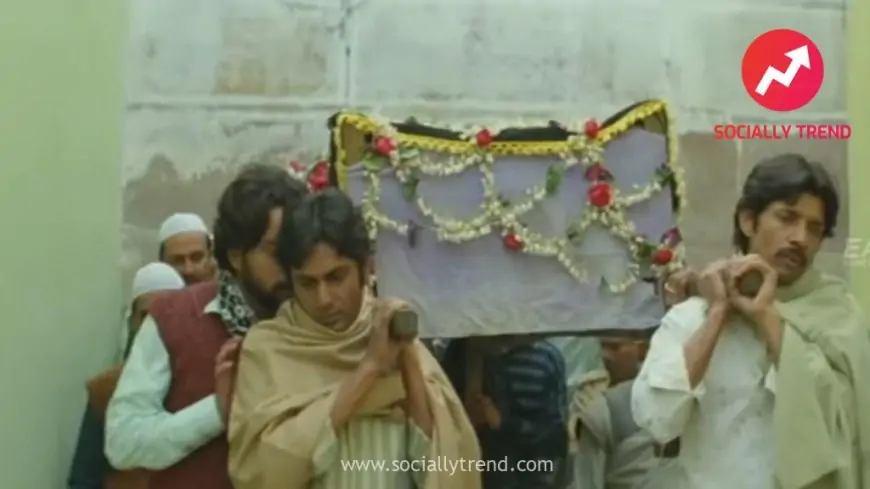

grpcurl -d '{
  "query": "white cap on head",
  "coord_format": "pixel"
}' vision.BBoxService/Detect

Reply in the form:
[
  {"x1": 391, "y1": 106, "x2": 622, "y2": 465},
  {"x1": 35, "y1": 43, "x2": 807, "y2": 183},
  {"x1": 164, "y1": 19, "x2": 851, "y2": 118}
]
[
  {"x1": 131, "y1": 262, "x2": 185, "y2": 300},
  {"x1": 158, "y1": 213, "x2": 209, "y2": 243}
]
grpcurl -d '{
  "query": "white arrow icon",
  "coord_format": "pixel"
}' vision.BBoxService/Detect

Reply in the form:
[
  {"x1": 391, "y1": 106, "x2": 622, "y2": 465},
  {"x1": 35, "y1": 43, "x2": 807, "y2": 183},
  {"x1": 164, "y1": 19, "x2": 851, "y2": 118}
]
[{"x1": 754, "y1": 45, "x2": 811, "y2": 96}]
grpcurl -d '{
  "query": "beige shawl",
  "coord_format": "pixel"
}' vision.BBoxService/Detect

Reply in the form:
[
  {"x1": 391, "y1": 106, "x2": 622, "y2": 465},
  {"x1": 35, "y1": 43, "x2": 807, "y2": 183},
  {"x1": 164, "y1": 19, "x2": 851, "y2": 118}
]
[
  {"x1": 774, "y1": 268, "x2": 870, "y2": 489},
  {"x1": 227, "y1": 295, "x2": 481, "y2": 489}
]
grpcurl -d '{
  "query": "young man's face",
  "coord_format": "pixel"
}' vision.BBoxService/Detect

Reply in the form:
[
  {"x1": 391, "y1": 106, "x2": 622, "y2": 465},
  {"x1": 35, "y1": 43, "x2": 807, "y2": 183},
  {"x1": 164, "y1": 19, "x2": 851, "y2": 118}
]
[
  {"x1": 162, "y1": 232, "x2": 215, "y2": 284},
  {"x1": 599, "y1": 336, "x2": 646, "y2": 383},
  {"x1": 290, "y1": 242, "x2": 366, "y2": 331},
  {"x1": 738, "y1": 193, "x2": 826, "y2": 285}
]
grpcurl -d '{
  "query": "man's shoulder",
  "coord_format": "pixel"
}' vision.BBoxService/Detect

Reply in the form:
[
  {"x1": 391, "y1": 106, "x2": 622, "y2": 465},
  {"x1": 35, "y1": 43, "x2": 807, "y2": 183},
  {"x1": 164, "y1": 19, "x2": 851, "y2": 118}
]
[
  {"x1": 240, "y1": 318, "x2": 284, "y2": 352},
  {"x1": 150, "y1": 281, "x2": 218, "y2": 306},
  {"x1": 510, "y1": 341, "x2": 565, "y2": 375},
  {"x1": 533, "y1": 340, "x2": 566, "y2": 367},
  {"x1": 661, "y1": 297, "x2": 709, "y2": 332},
  {"x1": 574, "y1": 369, "x2": 611, "y2": 407},
  {"x1": 149, "y1": 281, "x2": 218, "y2": 317}
]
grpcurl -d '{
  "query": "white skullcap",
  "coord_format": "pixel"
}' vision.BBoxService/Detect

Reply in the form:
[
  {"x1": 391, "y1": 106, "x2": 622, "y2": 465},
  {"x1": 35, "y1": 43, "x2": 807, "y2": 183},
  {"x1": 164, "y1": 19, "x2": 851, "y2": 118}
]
[
  {"x1": 131, "y1": 262, "x2": 185, "y2": 300},
  {"x1": 158, "y1": 213, "x2": 209, "y2": 242}
]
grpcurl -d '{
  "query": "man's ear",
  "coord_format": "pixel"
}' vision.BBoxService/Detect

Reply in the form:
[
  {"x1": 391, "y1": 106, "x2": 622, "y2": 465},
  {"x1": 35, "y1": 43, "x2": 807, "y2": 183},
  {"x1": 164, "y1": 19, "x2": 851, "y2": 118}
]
[
  {"x1": 737, "y1": 209, "x2": 757, "y2": 243},
  {"x1": 636, "y1": 340, "x2": 651, "y2": 362},
  {"x1": 228, "y1": 249, "x2": 243, "y2": 274}
]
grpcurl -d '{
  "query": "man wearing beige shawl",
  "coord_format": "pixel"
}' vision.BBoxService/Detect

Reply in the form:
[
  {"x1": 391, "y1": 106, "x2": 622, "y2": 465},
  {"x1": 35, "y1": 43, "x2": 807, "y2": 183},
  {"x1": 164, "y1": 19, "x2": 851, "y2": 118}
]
[
  {"x1": 229, "y1": 189, "x2": 481, "y2": 489},
  {"x1": 632, "y1": 154, "x2": 870, "y2": 489}
]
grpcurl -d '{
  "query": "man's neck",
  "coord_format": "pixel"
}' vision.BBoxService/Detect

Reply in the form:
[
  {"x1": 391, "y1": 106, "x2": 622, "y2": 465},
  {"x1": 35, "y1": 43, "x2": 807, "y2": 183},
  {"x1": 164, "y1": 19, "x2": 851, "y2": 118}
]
[{"x1": 610, "y1": 372, "x2": 638, "y2": 387}]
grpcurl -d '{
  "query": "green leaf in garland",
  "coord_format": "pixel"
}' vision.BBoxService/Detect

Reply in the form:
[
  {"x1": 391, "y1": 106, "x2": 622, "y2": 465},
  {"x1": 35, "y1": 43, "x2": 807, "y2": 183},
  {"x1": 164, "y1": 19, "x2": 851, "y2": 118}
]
[
  {"x1": 566, "y1": 223, "x2": 581, "y2": 241},
  {"x1": 498, "y1": 194, "x2": 511, "y2": 208},
  {"x1": 545, "y1": 164, "x2": 564, "y2": 196},
  {"x1": 636, "y1": 241, "x2": 656, "y2": 259},
  {"x1": 363, "y1": 154, "x2": 387, "y2": 173},
  {"x1": 398, "y1": 147, "x2": 421, "y2": 162},
  {"x1": 402, "y1": 176, "x2": 419, "y2": 201},
  {"x1": 655, "y1": 164, "x2": 674, "y2": 182}
]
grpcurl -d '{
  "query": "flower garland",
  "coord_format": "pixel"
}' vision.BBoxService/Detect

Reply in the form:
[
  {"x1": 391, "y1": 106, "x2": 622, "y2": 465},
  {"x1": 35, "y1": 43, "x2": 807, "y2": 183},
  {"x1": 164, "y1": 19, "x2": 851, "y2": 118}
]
[{"x1": 333, "y1": 101, "x2": 686, "y2": 293}]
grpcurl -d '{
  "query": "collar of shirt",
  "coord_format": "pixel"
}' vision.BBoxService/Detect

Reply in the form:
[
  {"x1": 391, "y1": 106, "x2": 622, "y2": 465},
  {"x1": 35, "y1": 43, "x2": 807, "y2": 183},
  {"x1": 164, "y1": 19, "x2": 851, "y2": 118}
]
[{"x1": 204, "y1": 297, "x2": 220, "y2": 315}]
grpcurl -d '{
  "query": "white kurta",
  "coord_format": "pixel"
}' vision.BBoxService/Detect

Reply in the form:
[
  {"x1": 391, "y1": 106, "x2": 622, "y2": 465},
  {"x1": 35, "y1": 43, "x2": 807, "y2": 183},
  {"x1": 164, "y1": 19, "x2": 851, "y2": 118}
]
[{"x1": 631, "y1": 298, "x2": 777, "y2": 489}]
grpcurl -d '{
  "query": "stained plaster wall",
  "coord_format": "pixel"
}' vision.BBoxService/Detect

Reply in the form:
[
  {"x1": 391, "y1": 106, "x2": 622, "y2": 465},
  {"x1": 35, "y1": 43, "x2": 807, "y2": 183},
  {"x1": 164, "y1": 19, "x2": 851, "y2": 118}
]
[{"x1": 122, "y1": 0, "x2": 850, "y2": 292}]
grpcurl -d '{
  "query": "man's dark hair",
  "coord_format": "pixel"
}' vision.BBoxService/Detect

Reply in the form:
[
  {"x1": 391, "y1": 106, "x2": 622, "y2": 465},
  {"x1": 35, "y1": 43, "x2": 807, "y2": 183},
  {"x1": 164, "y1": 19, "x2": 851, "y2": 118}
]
[
  {"x1": 213, "y1": 164, "x2": 309, "y2": 271},
  {"x1": 277, "y1": 188, "x2": 371, "y2": 273},
  {"x1": 732, "y1": 153, "x2": 839, "y2": 253}
]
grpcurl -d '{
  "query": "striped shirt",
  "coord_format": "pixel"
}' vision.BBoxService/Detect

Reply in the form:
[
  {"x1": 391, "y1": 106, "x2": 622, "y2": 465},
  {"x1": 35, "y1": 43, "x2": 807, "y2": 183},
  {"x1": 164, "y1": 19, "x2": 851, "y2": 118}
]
[
  {"x1": 489, "y1": 340, "x2": 568, "y2": 447},
  {"x1": 484, "y1": 341, "x2": 569, "y2": 489},
  {"x1": 312, "y1": 417, "x2": 431, "y2": 489}
]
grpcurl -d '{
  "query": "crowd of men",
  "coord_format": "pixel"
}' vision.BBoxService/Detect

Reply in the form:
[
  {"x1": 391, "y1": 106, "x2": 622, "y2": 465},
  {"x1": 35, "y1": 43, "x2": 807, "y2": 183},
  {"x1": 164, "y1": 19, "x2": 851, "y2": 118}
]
[{"x1": 67, "y1": 154, "x2": 870, "y2": 489}]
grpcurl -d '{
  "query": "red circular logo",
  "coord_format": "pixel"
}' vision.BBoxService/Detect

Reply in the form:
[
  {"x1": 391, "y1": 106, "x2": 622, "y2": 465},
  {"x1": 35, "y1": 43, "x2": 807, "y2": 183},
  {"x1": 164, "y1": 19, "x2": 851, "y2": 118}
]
[{"x1": 741, "y1": 29, "x2": 824, "y2": 112}]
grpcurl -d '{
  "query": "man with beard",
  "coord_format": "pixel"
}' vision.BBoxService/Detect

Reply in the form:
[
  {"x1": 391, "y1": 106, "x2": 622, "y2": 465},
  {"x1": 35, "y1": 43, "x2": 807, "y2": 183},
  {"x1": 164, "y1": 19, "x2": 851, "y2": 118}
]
[
  {"x1": 227, "y1": 189, "x2": 481, "y2": 489},
  {"x1": 157, "y1": 212, "x2": 217, "y2": 285},
  {"x1": 105, "y1": 164, "x2": 308, "y2": 489},
  {"x1": 632, "y1": 154, "x2": 870, "y2": 489},
  {"x1": 117, "y1": 214, "x2": 218, "y2": 367},
  {"x1": 69, "y1": 215, "x2": 219, "y2": 489}
]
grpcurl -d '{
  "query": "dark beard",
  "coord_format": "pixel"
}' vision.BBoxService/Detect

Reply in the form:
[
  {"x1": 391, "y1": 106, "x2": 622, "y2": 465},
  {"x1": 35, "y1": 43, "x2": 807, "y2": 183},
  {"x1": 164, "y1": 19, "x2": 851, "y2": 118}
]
[{"x1": 237, "y1": 272, "x2": 287, "y2": 319}]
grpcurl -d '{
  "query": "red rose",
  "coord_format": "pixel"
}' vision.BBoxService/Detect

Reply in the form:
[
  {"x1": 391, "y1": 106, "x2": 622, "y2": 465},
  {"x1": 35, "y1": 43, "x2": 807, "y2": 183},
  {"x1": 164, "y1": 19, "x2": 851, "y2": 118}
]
[
  {"x1": 652, "y1": 248, "x2": 674, "y2": 266},
  {"x1": 583, "y1": 164, "x2": 612, "y2": 182},
  {"x1": 307, "y1": 161, "x2": 330, "y2": 190},
  {"x1": 584, "y1": 119, "x2": 600, "y2": 139},
  {"x1": 503, "y1": 232, "x2": 524, "y2": 251},
  {"x1": 475, "y1": 129, "x2": 494, "y2": 147},
  {"x1": 588, "y1": 182, "x2": 613, "y2": 208},
  {"x1": 373, "y1": 136, "x2": 396, "y2": 156}
]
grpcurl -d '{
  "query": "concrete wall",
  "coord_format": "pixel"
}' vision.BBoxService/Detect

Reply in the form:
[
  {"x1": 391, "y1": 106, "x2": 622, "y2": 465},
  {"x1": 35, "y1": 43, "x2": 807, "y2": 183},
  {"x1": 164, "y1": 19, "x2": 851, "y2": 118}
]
[
  {"x1": 0, "y1": 0, "x2": 126, "y2": 486},
  {"x1": 122, "y1": 0, "x2": 850, "y2": 290},
  {"x1": 847, "y1": 1, "x2": 870, "y2": 298}
]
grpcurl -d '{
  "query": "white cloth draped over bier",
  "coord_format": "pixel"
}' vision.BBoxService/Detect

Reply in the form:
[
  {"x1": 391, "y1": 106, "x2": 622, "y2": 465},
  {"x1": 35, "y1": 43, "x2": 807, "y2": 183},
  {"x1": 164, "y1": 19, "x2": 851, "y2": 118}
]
[{"x1": 345, "y1": 128, "x2": 673, "y2": 338}]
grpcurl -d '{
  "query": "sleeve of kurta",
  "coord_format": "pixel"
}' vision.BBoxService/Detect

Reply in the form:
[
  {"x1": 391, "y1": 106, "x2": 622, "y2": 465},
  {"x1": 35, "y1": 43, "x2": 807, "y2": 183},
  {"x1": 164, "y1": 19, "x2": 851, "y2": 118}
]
[
  {"x1": 104, "y1": 317, "x2": 224, "y2": 470},
  {"x1": 631, "y1": 299, "x2": 707, "y2": 444}
]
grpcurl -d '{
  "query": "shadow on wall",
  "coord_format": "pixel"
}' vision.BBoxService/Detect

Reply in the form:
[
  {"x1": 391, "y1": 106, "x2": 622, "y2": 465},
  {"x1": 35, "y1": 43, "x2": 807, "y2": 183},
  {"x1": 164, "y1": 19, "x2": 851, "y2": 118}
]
[
  {"x1": 121, "y1": 154, "x2": 237, "y2": 290},
  {"x1": 121, "y1": 148, "x2": 316, "y2": 292}
]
